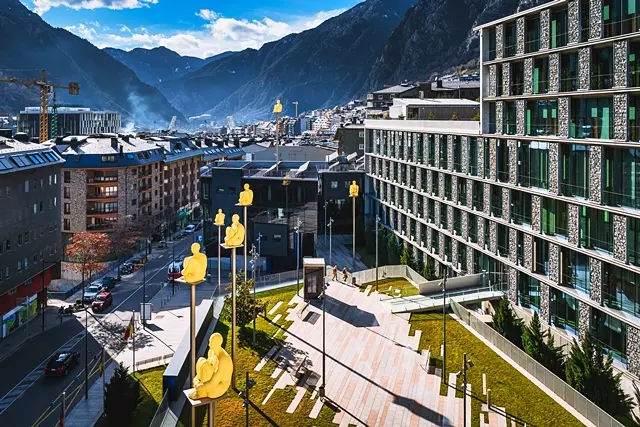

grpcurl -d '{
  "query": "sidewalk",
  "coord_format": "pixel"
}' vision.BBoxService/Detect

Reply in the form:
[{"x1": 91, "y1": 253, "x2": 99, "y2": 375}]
[
  {"x1": 0, "y1": 306, "x2": 75, "y2": 363},
  {"x1": 64, "y1": 278, "x2": 300, "y2": 427}
]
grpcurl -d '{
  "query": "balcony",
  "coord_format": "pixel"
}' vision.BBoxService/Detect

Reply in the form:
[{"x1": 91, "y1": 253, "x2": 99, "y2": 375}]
[
  {"x1": 87, "y1": 176, "x2": 117, "y2": 184},
  {"x1": 140, "y1": 198, "x2": 152, "y2": 207},
  {"x1": 87, "y1": 193, "x2": 118, "y2": 200},
  {"x1": 87, "y1": 208, "x2": 118, "y2": 217},
  {"x1": 86, "y1": 223, "x2": 115, "y2": 232},
  {"x1": 139, "y1": 183, "x2": 152, "y2": 192}
]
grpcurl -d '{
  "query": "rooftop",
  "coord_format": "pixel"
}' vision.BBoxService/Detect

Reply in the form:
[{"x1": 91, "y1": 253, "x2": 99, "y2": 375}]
[
  {"x1": 364, "y1": 119, "x2": 481, "y2": 135},
  {"x1": 473, "y1": 0, "x2": 565, "y2": 30},
  {"x1": 372, "y1": 84, "x2": 416, "y2": 95},
  {"x1": 0, "y1": 138, "x2": 64, "y2": 174},
  {"x1": 393, "y1": 98, "x2": 480, "y2": 107}
]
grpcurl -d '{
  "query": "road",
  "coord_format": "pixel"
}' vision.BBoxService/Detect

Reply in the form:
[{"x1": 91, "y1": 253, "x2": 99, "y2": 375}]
[{"x1": 0, "y1": 234, "x2": 202, "y2": 427}]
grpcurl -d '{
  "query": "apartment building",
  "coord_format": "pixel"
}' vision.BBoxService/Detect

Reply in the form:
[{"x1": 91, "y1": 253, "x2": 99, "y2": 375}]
[
  {"x1": 56, "y1": 135, "x2": 165, "y2": 239},
  {"x1": 0, "y1": 137, "x2": 63, "y2": 338},
  {"x1": 364, "y1": 0, "x2": 640, "y2": 377},
  {"x1": 18, "y1": 107, "x2": 120, "y2": 140}
]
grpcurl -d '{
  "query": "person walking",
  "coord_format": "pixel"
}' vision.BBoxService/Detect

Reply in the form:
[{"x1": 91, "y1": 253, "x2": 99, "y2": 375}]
[
  {"x1": 332, "y1": 265, "x2": 338, "y2": 281},
  {"x1": 342, "y1": 267, "x2": 349, "y2": 283}
]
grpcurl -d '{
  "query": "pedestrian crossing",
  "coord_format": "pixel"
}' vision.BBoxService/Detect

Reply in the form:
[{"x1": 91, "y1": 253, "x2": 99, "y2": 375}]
[{"x1": 0, "y1": 332, "x2": 84, "y2": 414}]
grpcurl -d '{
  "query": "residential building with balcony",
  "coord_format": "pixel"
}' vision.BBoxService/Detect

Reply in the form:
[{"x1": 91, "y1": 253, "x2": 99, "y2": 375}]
[
  {"x1": 0, "y1": 137, "x2": 63, "y2": 338},
  {"x1": 363, "y1": 0, "x2": 640, "y2": 378}
]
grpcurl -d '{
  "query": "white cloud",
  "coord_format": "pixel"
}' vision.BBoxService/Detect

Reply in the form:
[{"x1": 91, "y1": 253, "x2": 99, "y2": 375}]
[
  {"x1": 34, "y1": 0, "x2": 158, "y2": 15},
  {"x1": 119, "y1": 24, "x2": 131, "y2": 32},
  {"x1": 64, "y1": 23, "x2": 97, "y2": 40},
  {"x1": 86, "y1": 8, "x2": 347, "y2": 58}
]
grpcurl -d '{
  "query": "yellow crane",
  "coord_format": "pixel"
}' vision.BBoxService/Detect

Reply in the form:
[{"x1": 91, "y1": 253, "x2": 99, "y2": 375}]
[{"x1": 0, "y1": 69, "x2": 79, "y2": 142}]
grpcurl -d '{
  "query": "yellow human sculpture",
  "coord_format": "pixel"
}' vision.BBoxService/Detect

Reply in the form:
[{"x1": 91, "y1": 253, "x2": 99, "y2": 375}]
[
  {"x1": 214, "y1": 209, "x2": 225, "y2": 226},
  {"x1": 181, "y1": 243, "x2": 207, "y2": 284},
  {"x1": 273, "y1": 99, "x2": 283, "y2": 114},
  {"x1": 238, "y1": 183, "x2": 253, "y2": 206},
  {"x1": 223, "y1": 214, "x2": 245, "y2": 247},
  {"x1": 189, "y1": 333, "x2": 232, "y2": 400},
  {"x1": 349, "y1": 180, "x2": 359, "y2": 198}
]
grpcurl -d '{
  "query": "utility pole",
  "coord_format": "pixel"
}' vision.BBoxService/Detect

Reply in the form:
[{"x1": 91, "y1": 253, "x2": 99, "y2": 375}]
[
  {"x1": 328, "y1": 218, "x2": 334, "y2": 266},
  {"x1": 375, "y1": 216, "x2": 380, "y2": 293},
  {"x1": 239, "y1": 372, "x2": 255, "y2": 427},
  {"x1": 440, "y1": 266, "x2": 449, "y2": 384}
]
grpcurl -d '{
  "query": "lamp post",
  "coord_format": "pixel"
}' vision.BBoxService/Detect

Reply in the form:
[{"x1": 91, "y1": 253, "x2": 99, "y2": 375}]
[
  {"x1": 41, "y1": 258, "x2": 59, "y2": 332},
  {"x1": 250, "y1": 244, "x2": 258, "y2": 345},
  {"x1": 319, "y1": 277, "x2": 329, "y2": 399},
  {"x1": 439, "y1": 265, "x2": 450, "y2": 384},
  {"x1": 327, "y1": 218, "x2": 334, "y2": 266},
  {"x1": 295, "y1": 220, "x2": 301, "y2": 297},
  {"x1": 273, "y1": 100, "x2": 283, "y2": 171},
  {"x1": 351, "y1": 190, "x2": 357, "y2": 271},
  {"x1": 239, "y1": 372, "x2": 256, "y2": 427},
  {"x1": 323, "y1": 201, "x2": 328, "y2": 247},
  {"x1": 457, "y1": 353, "x2": 474, "y2": 427},
  {"x1": 375, "y1": 216, "x2": 380, "y2": 293},
  {"x1": 142, "y1": 240, "x2": 147, "y2": 328}
]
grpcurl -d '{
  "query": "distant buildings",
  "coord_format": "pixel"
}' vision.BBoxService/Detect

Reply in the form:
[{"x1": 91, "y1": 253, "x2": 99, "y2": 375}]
[
  {"x1": 0, "y1": 137, "x2": 63, "y2": 337},
  {"x1": 334, "y1": 123, "x2": 365, "y2": 158},
  {"x1": 18, "y1": 107, "x2": 121, "y2": 140}
]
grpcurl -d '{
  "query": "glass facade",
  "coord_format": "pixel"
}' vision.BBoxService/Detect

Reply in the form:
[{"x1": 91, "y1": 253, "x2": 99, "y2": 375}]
[
  {"x1": 525, "y1": 15, "x2": 540, "y2": 53},
  {"x1": 570, "y1": 97, "x2": 613, "y2": 139},
  {"x1": 551, "y1": 287, "x2": 579, "y2": 335},
  {"x1": 468, "y1": 138, "x2": 478, "y2": 176},
  {"x1": 542, "y1": 197, "x2": 568, "y2": 238},
  {"x1": 512, "y1": 190, "x2": 532, "y2": 227},
  {"x1": 504, "y1": 22, "x2": 517, "y2": 57},
  {"x1": 603, "y1": 146, "x2": 640, "y2": 209},
  {"x1": 561, "y1": 249, "x2": 591, "y2": 294},
  {"x1": 526, "y1": 100, "x2": 557, "y2": 137},
  {"x1": 603, "y1": 0, "x2": 640, "y2": 38},
  {"x1": 560, "y1": 52, "x2": 579, "y2": 92},
  {"x1": 603, "y1": 262, "x2": 640, "y2": 315},
  {"x1": 630, "y1": 42, "x2": 640, "y2": 87},
  {"x1": 579, "y1": 207, "x2": 613, "y2": 253},
  {"x1": 518, "y1": 141, "x2": 549, "y2": 189},
  {"x1": 504, "y1": 101, "x2": 516, "y2": 135},
  {"x1": 560, "y1": 143, "x2": 590, "y2": 198},
  {"x1": 591, "y1": 46, "x2": 614, "y2": 90},
  {"x1": 629, "y1": 94, "x2": 640, "y2": 140},
  {"x1": 591, "y1": 310, "x2": 628, "y2": 364},
  {"x1": 518, "y1": 272, "x2": 541, "y2": 310},
  {"x1": 629, "y1": 218, "x2": 640, "y2": 266},
  {"x1": 533, "y1": 57, "x2": 549, "y2": 94},
  {"x1": 511, "y1": 62, "x2": 525, "y2": 96},
  {"x1": 496, "y1": 141, "x2": 509, "y2": 183},
  {"x1": 551, "y1": 8, "x2": 568, "y2": 48}
]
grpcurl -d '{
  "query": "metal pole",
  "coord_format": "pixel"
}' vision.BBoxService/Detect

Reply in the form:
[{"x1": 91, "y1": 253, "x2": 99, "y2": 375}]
[
  {"x1": 321, "y1": 278, "x2": 326, "y2": 398},
  {"x1": 84, "y1": 272, "x2": 88, "y2": 400},
  {"x1": 41, "y1": 259, "x2": 45, "y2": 332},
  {"x1": 208, "y1": 401, "x2": 215, "y2": 427},
  {"x1": 329, "y1": 219, "x2": 333, "y2": 266},
  {"x1": 190, "y1": 282, "x2": 196, "y2": 426},
  {"x1": 218, "y1": 225, "x2": 221, "y2": 297},
  {"x1": 352, "y1": 196, "x2": 356, "y2": 271},
  {"x1": 324, "y1": 202, "x2": 327, "y2": 247},
  {"x1": 375, "y1": 217, "x2": 379, "y2": 293},
  {"x1": 275, "y1": 112, "x2": 279, "y2": 171},
  {"x1": 232, "y1": 247, "x2": 237, "y2": 389},
  {"x1": 252, "y1": 244, "x2": 256, "y2": 345},
  {"x1": 62, "y1": 391, "x2": 66, "y2": 425},
  {"x1": 463, "y1": 352, "x2": 467, "y2": 427},
  {"x1": 245, "y1": 371, "x2": 250, "y2": 427},
  {"x1": 132, "y1": 313, "x2": 136, "y2": 372},
  {"x1": 296, "y1": 229, "x2": 300, "y2": 296},
  {"x1": 442, "y1": 268, "x2": 448, "y2": 385},
  {"x1": 142, "y1": 260, "x2": 146, "y2": 327},
  {"x1": 244, "y1": 206, "x2": 248, "y2": 283},
  {"x1": 102, "y1": 347, "x2": 106, "y2": 411},
  {"x1": 172, "y1": 241, "x2": 175, "y2": 296}
]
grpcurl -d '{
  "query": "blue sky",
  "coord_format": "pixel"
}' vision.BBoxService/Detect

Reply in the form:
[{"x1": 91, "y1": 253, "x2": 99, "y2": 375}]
[{"x1": 20, "y1": 0, "x2": 360, "y2": 58}]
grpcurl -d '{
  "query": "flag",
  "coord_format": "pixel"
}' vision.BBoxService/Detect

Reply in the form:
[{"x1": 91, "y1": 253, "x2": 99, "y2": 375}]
[{"x1": 123, "y1": 314, "x2": 134, "y2": 341}]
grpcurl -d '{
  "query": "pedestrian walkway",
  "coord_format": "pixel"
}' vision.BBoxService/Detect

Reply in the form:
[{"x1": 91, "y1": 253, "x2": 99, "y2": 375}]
[
  {"x1": 64, "y1": 278, "x2": 300, "y2": 427},
  {"x1": 316, "y1": 234, "x2": 368, "y2": 273},
  {"x1": 0, "y1": 307, "x2": 75, "y2": 363}
]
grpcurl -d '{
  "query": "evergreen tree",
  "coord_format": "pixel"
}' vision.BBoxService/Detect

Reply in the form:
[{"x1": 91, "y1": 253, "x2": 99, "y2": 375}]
[
  {"x1": 104, "y1": 363, "x2": 141, "y2": 426},
  {"x1": 492, "y1": 298, "x2": 524, "y2": 348},
  {"x1": 387, "y1": 234, "x2": 400, "y2": 264},
  {"x1": 545, "y1": 333, "x2": 566, "y2": 379},
  {"x1": 565, "y1": 335, "x2": 633, "y2": 417},
  {"x1": 522, "y1": 311, "x2": 546, "y2": 363},
  {"x1": 422, "y1": 263, "x2": 436, "y2": 281},
  {"x1": 399, "y1": 247, "x2": 410, "y2": 265},
  {"x1": 222, "y1": 272, "x2": 267, "y2": 327}
]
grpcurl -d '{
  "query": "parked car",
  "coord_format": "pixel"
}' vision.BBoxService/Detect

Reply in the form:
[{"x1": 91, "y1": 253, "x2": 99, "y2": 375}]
[
  {"x1": 91, "y1": 292, "x2": 113, "y2": 312},
  {"x1": 194, "y1": 221, "x2": 203, "y2": 231},
  {"x1": 83, "y1": 284, "x2": 104, "y2": 303},
  {"x1": 100, "y1": 276, "x2": 117, "y2": 290},
  {"x1": 184, "y1": 225, "x2": 196, "y2": 233},
  {"x1": 120, "y1": 263, "x2": 133, "y2": 275},
  {"x1": 130, "y1": 256, "x2": 148, "y2": 270},
  {"x1": 45, "y1": 352, "x2": 80, "y2": 377},
  {"x1": 157, "y1": 240, "x2": 168, "y2": 249}
]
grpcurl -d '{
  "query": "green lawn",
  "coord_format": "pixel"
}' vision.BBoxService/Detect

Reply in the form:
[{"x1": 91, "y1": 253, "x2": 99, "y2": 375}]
[
  {"x1": 409, "y1": 313, "x2": 583, "y2": 427},
  {"x1": 360, "y1": 277, "x2": 420, "y2": 297}
]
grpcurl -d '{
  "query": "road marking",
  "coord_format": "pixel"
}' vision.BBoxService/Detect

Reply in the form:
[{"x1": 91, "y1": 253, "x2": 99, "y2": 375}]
[{"x1": 0, "y1": 242, "x2": 191, "y2": 416}]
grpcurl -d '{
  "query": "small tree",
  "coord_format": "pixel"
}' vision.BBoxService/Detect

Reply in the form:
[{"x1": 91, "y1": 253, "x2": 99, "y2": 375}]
[
  {"x1": 522, "y1": 312, "x2": 546, "y2": 363},
  {"x1": 565, "y1": 334, "x2": 633, "y2": 417},
  {"x1": 450, "y1": 112, "x2": 458, "y2": 121},
  {"x1": 387, "y1": 234, "x2": 401, "y2": 264},
  {"x1": 104, "y1": 363, "x2": 141, "y2": 426},
  {"x1": 222, "y1": 271, "x2": 267, "y2": 328},
  {"x1": 109, "y1": 223, "x2": 141, "y2": 280},
  {"x1": 472, "y1": 112, "x2": 480, "y2": 121},
  {"x1": 422, "y1": 263, "x2": 436, "y2": 281},
  {"x1": 491, "y1": 298, "x2": 524, "y2": 348},
  {"x1": 65, "y1": 232, "x2": 111, "y2": 300},
  {"x1": 426, "y1": 111, "x2": 435, "y2": 120},
  {"x1": 399, "y1": 247, "x2": 410, "y2": 265}
]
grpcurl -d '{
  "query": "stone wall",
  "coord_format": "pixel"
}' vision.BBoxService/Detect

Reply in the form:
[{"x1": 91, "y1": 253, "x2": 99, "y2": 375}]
[
  {"x1": 578, "y1": 301, "x2": 590, "y2": 339},
  {"x1": 568, "y1": 0, "x2": 580, "y2": 44},
  {"x1": 508, "y1": 267, "x2": 517, "y2": 303},
  {"x1": 549, "y1": 53, "x2": 559, "y2": 92},
  {"x1": 540, "y1": 9, "x2": 550, "y2": 50},
  {"x1": 627, "y1": 325, "x2": 640, "y2": 377},
  {"x1": 524, "y1": 233, "x2": 533, "y2": 270},
  {"x1": 531, "y1": 195, "x2": 541, "y2": 233},
  {"x1": 614, "y1": 214, "x2": 628, "y2": 262},
  {"x1": 589, "y1": 145, "x2": 602, "y2": 203},
  {"x1": 558, "y1": 97, "x2": 569, "y2": 138},
  {"x1": 614, "y1": 40, "x2": 629, "y2": 87},
  {"x1": 548, "y1": 142, "x2": 559, "y2": 193},
  {"x1": 568, "y1": 203, "x2": 579, "y2": 245},
  {"x1": 67, "y1": 170, "x2": 87, "y2": 233},
  {"x1": 540, "y1": 282, "x2": 550, "y2": 323},
  {"x1": 589, "y1": 0, "x2": 602, "y2": 40},
  {"x1": 614, "y1": 94, "x2": 628, "y2": 141},
  {"x1": 579, "y1": 47, "x2": 591, "y2": 90},
  {"x1": 589, "y1": 257, "x2": 602, "y2": 304}
]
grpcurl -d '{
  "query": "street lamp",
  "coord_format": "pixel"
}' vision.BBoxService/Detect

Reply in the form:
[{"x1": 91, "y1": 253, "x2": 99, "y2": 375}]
[
  {"x1": 239, "y1": 372, "x2": 256, "y2": 427},
  {"x1": 375, "y1": 216, "x2": 380, "y2": 293},
  {"x1": 439, "y1": 264, "x2": 450, "y2": 384},
  {"x1": 323, "y1": 201, "x2": 328, "y2": 247},
  {"x1": 250, "y1": 244, "x2": 258, "y2": 345},
  {"x1": 41, "y1": 257, "x2": 60, "y2": 332},
  {"x1": 295, "y1": 220, "x2": 302, "y2": 297},
  {"x1": 327, "y1": 218, "x2": 334, "y2": 266},
  {"x1": 318, "y1": 277, "x2": 329, "y2": 399},
  {"x1": 142, "y1": 240, "x2": 148, "y2": 328}
]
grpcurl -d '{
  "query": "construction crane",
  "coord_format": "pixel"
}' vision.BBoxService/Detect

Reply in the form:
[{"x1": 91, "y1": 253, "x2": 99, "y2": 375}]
[
  {"x1": 168, "y1": 115, "x2": 177, "y2": 131},
  {"x1": 292, "y1": 101, "x2": 299, "y2": 118},
  {"x1": 0, "y1": 69, "x2": 79, "y2": 142}
]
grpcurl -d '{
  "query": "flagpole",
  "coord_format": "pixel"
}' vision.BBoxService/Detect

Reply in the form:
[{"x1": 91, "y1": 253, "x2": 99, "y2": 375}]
[
  {"x1": 132, "y1": 313, "x2": 136, "y2": 373},
  {"x1": 61, "y1": 391, "x2": 66, "y2": 427},
  {"x1": 101, "y1": 347, "x2": 105, "y2": 412}
]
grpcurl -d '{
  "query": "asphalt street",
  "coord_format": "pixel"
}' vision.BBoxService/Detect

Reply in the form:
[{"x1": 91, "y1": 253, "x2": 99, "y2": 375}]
[{"x1": 0, "y1": 235, "x2": 200, "y2": 427}]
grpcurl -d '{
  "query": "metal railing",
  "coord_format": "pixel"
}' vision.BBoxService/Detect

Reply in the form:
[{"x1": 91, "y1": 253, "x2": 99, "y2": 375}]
[
  {"x1": 149, "y1": 390, "x2": 172, "y2": 427},
  {"x1": 451, "y1": 300, "x2": 625, "y2": 427}
]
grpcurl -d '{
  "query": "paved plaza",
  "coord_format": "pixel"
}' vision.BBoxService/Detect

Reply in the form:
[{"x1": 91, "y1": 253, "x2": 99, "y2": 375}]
[{"x1": 255, "y1": 278, "x2": 483, "y2": 427}]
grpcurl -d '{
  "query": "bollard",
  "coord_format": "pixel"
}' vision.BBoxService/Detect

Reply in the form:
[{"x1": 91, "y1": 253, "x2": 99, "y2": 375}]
[{"x1": 487, "y1": 388, "x2": 491, "y2": 408}]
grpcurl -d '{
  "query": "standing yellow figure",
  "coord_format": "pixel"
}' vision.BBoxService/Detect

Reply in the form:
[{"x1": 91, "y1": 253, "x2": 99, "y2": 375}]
[
  {"x1": 238, "y1": 183, "x2": 253, "y2": 206},
  {"x1": 273, "y1": 99, "x2": 283, "y2": 114},
  {"x1": 181, "y1": 243, "x2": 207, "y2": 284},
  {"x1": 224, "y1": 214, "x2": 245, "y2": 247},
  {"x1": 189, "y1": 333, "x2": 233, "y2": 400},
  {"x1": 349, "y1": 180, "x2": 359, "y2": 198},
  {"x1": 214, "y1": 209, "x2": 225, "y2": 226}
]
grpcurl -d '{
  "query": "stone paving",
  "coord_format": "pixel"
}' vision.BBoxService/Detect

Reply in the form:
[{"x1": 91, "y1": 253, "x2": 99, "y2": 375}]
[{"x1": 256, "y1": 278, "x2": 473, "y2": 426}]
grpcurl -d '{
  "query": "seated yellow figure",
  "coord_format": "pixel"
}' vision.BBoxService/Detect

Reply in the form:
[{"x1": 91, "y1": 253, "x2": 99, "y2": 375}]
[
  {"x1": 181, "y1": 243, "x2": 207, "y2": 284},
  {"x1": 223, "y1": 214, "x2": 245, "y2": 247},
  {"x1": 238, "y1": 183, "x2": 253, "y2": 206},
  {"x1": 349, "y1": 180, "x2": 359, "y2": 198},
  {"x1": 214, "y1": 209, "x2": 225, "y2": 227},
  {"x1": 189, "y1": 333, "x2": 232, "y2": 400},
  {"x1": 273, "y1": 99, "x2": 283, "y2": 114}
]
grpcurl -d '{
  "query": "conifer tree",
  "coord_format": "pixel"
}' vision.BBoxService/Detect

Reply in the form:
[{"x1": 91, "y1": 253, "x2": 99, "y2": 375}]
[{"x1": 492, "y1": 298, "x2": 523, "y2": 347}]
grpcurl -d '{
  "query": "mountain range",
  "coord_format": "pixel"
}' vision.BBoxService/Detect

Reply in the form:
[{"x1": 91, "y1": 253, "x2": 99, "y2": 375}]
[
  {"x1": 0, "y1": 0, "x2": 550, "y2": 128},
  {"x1": 0, "y1": 0, "x2": 184, "y2": 128}
]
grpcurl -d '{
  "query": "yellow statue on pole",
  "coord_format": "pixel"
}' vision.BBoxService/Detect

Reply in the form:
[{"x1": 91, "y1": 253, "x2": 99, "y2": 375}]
[
  {"x1": 214, "y1": 209, "x2": 225, "y2": 226},
  {"x1": 224, "y1": 214, "x2": 245, "y2": 247},
  {"x1": 238, "y1": 183, "x2": 253, "y2": 206},
  {"x1": 181, "y1": 243, "x2": 207, "y2": 284},
  {"x1": 273, "y1": 99, "x2": 283, "y2": 114},
  {"x1": 189, "y1": 333, "x2": 233, "y2": 400},
  {"x1": 349, "y1": 180, "x2": 359, "y2": 198}
]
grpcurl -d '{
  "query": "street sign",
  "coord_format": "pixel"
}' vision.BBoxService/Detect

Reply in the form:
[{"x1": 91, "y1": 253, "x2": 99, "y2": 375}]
[{"x1": 197, "y1": 235, "x2": 203, "y2": 243}]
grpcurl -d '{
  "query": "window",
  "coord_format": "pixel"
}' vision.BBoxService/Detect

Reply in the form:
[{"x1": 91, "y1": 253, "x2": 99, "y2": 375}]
[
  {"x1": 490, "y1": 185, "x2": 503, "y2": 217},
  {"x1": 101, "y1": 155, "x2": 116, "y2": 163},
  {"x1": 483, "y1": 139, "x2": 491, "y2": 178},
  {"x1": 504, "y1": 101, "x2": 516, "y2": 135},
  {"x1": 628, "y1": 94, "x2": 640, "y2": 140},
  {"x1": 452, "y1": 136, "x2": 462, "y2": 172},
  {"x1": 561, "y1": 249, "x2": 591, "y2": 293},
  {"x1": 331, "y1": 181, "x2": 338, "y2": 189},
  {"x1": 630, "y1": 42, "x2": 640, "y2": 88},
  {"x1": 550, "y1": 288, "x2": 579, "y2": 334},
  {"x1": 525, "y1": 15, "x2": 540, "y2": 53},
  {"x1": 24, "y1": 180, "x2": 29, "y2": 193},
  {"x1": 5, "y1": 239, "x2": 10, "y2": 252},
  {"x1": 511, "y1": 62, "x2": 524, "y2": 95},
  {"x1": 18, "y1": 233, "x2": 22, "y2": 246},
  {"x1": 603, "y1": 0, "x2": 640, "y2": 38},
  {"x1": 504, "y1": 21, "x2": 517, "y2": 57},
  {"x1": 64, "y1": 219, "x2": 70, "y2": 231},
  {"x1": 33, "y1": 203, "x2": 37, "y2": 215},
  {"x1": 496, "y1": 141, "x2": 509, "y2": 183},
  {"x1": 581, "y1": 0, "x2": 590, "y2": 41},
  {"x1": 526, "y1": 100, "x2": 557, "y2": 136},
  {"x1": 603, "y1": 147, "x2": 640, "y2": 208},
  {"x1": 472, "y1": 181, "x2": 484, "y2": 211},
  {"x1": 24, "y1": 232, "x2": 29, "y2": 243},
  {"x1": 591, "y1": 46, "x2": 614, "y2": 90},
  {"x1": 17, "y1": 260, "x2": 22, "y2": 272},
  {"x1": 468, "y1": 138, "x2": 478, "y2": 176},
  {"x1": 39, "y1": 201, "x2": 43, "y2": 212},
  {"x1": 603, "y1": 262, "x2": 640, "y2": 315},
  {"x1": 64, "y1": 203, "x2": 71, "y2": 214},
  {"x1": 542, "y1": 197, "x2": 568, "y2": 238},
  {"x1": 512, "y1": 190, "x2": 532, "y2": 227},
  {"x1": 132, "y1": 199, "x2": 137, "y2": 206},
  {"x1": 5, "y1": 266, "x2": 10, "y2": 279},
  {"x1": 579, "y1": 207, "x2": 613, "y2": 253},
  {"x1": 488, "y1": 27, "x2": 496, "y2": 60},
  {"x1": 533, "y1": 57, "x2": 549, "y2": 94},
  {"x1": 560, "y1": 144, "x2": 590, "y2": 198},
  {"x1": 551, "y1": 8, "x2": 569, "y2": 48},
  {"x1": 24, "y1": 257, "x2": 28, "y2": 269},
  {"x1": 64, "y1": 187, "x2": 70, "y2": 199},
  {"x1": 439, "y1": 136, "x2": 448, "y2": 169},
  {"x1": 518, "y1": 141, "x2": 549, "y2": 189},
  {"x1": 273, "y1": 234, "x2": 282, "y2": 242},
  {"x1": 64, "y1": 171, "x2": 71, "y2": 183},
  {"x1": 560, "y1": 52, "x2": 579, "y2": 92}
]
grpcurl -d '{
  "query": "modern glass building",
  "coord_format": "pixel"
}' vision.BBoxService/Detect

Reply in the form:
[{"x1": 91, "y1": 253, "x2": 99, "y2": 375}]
[{"x1": 363, "y1": 0, "x2": 640, "y2": 377}]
